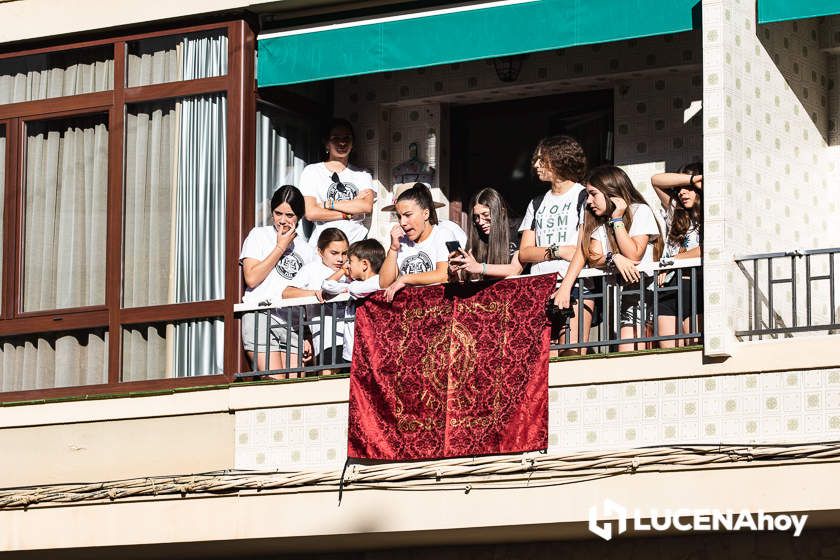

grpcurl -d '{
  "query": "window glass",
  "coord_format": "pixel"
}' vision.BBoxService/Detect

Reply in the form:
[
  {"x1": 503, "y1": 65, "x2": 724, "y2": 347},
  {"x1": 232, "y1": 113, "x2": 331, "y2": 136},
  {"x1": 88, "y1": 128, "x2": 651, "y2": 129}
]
[
  {"x1": 123, "y1": 94, "x2": 226, "y2": 307},
  {"x1": 23, "y1": 115, "x2": 108, "y2": 312},
  {"x1": 0, "y1": 329, "x2": 108, "y2": 391},
  {"x1": 126, "y1": 29, "x2": 228, "y2": 87},
  {"x1": 0, "y1": 45, "x2": 113, "y2": 105},
  {"x1": 255, "y1": 106, "x2": 320, "y2": 226},
  {"x1": 121, "y1": 318, "x2": 223, "y2": 381},
  {"x1": 0, "y1": 125, "x2": 5, "y2": 309}
]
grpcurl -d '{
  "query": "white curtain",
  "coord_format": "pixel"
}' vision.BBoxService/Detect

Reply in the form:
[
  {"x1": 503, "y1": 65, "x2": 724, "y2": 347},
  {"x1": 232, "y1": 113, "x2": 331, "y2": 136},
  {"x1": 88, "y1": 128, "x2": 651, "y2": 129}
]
[
  {"x1": 23, "y1": 118, "x2": 107, "y2": 311},
  {"x1": 126, "y1": 30, "x2": 227, "y2": 87},
  {"x1": 255, "y1": 109, "x2": 310, "y2": 226},
  {"x1": 0, "y1": 129, "x2": 5, "y2": 302},
  {"x1": 121, "y1": 32, "x2": 226, "y2": 381},
  {"x1": 0, "y1": 332, "x2": 108, "y2": 392},
  {"x1": 0, "y1": 49, "x2": 113, "y2": 104}
]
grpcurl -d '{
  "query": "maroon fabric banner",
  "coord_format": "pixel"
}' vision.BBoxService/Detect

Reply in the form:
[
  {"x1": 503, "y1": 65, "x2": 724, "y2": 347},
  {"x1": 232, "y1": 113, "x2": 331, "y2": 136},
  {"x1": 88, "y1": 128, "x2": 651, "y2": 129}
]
[{"x1": 348, "y1": 274, "x2": 555, "y2": 460}]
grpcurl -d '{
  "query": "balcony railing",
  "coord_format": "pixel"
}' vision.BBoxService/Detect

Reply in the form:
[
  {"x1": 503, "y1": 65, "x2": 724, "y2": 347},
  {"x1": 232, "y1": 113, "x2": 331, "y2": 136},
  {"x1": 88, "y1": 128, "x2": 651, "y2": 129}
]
[
  {"x1": 234, "y1": 259, "x2": 704, "y2": 378},
  {"x1": 735, "y1": 247, "x2": 840, "y2": 339}
]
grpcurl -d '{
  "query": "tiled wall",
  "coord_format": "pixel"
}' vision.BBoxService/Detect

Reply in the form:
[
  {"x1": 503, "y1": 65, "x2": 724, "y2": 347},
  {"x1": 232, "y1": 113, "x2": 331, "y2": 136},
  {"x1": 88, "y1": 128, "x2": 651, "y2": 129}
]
[
  {"x1": 333, "y1": 31, "x2": 703, "y2": 243},
  {"x1": 235, "y1": 368, "x2": 840, "y2": 471},
  {"x1": 702, "y1": 2, "x2": 840, "y2": 355}
]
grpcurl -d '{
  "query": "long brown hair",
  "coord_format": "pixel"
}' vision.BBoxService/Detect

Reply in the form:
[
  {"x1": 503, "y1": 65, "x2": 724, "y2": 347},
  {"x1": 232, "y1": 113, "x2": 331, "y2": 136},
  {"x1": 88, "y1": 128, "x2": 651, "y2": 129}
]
[
  {"x1": 580, "y1": 166, "x2": 664, "y2": 265},
  {"x1": 466, "y1": 188, "x2": 511, "y2": 266},
  {"x1": 668, "y1": 162, "x2": 703, "y2": 248}
]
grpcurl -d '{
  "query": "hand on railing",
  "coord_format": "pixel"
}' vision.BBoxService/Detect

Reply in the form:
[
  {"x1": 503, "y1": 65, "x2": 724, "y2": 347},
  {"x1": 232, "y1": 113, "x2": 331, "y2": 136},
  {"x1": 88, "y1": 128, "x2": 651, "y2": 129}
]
[
  {"x1": 612, "y1": 254, "x2": 641, "y2": 283},
  {"x1": 384, "y1": 277, "x2": 406, "y2": 303}
]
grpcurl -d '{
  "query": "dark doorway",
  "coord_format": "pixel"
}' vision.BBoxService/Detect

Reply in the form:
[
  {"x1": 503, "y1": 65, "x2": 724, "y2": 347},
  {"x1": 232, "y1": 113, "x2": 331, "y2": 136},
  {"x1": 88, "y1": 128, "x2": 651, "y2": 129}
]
[{"x1": 450, "y1": 89, "x2": 613, "y2": 229}]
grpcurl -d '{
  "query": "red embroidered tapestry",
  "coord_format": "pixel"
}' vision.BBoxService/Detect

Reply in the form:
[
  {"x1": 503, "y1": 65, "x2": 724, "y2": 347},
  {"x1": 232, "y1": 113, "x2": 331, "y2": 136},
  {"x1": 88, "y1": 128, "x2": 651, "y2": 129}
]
[{"x1": 348, "y1": 274, "x2": 555, "y2": 460}]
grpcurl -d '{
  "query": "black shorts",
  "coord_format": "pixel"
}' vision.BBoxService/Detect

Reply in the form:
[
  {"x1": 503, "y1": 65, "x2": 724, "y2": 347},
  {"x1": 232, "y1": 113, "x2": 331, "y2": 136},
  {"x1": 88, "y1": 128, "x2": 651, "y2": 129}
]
[{"x1": 657, "y1": 273, "x2": 703, "y2": 319}]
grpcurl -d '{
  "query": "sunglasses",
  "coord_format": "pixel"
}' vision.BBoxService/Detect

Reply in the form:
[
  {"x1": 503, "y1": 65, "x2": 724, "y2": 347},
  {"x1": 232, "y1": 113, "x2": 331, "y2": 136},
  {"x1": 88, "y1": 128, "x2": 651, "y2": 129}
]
[{"x1": 331, "y1": 172, "x2": 344, "y2": 188}]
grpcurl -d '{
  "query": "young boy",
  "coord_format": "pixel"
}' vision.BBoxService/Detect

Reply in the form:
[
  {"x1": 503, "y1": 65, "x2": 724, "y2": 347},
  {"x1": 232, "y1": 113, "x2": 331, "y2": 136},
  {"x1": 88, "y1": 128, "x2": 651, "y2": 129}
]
[{"x1": 321, "y1": 238, "x2": 385, "y2": 363}]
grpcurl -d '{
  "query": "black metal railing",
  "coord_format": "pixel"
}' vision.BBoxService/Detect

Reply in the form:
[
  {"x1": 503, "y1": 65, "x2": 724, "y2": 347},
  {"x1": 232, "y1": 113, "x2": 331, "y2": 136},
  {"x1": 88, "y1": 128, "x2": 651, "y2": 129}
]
[
  {"x1": 235, "y1": 258, "x2": 704, "y2": 378},
  {"x1": 735, "y1": 247, "x2": 840, "y2": 339},
  {"x1": 551, "y1": 258, "x2": 703, "y2": 354},
  {"x1": 234, "y1": 293, "x2": 353, "y2": 379}
]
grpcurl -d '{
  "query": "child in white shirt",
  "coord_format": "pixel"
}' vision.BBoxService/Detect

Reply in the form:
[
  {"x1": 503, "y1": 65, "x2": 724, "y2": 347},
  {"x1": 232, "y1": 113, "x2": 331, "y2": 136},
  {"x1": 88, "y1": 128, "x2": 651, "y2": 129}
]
[
  {"x1": 283, "y1": 228, "x2": 349, "y2": 372},
  {"x1": 322, "y1": 239, "x2": 385, "y2": 364}
]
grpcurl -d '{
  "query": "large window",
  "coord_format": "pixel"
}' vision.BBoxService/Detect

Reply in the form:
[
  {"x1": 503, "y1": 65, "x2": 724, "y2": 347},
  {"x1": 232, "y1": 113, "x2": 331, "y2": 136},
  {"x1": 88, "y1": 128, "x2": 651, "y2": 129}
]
[{"x1": 0, "y1": 22, "x2": 254, "y2": 399}]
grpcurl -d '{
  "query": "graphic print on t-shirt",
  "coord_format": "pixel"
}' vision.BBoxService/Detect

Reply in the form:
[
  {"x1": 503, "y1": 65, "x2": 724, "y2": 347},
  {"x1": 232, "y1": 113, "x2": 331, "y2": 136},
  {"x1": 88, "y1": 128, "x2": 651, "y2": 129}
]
[
  {"x1": 326, "y1": 179, "x2": 359, "y2": 201},
  {"x1": 399, "y1": 252, "x2": 433, "y2": 275},
  {"x1": 534, "y1": 200, "x2": 577, "y2": 245},
  {"x1": 276, "y1": 252, "x2": 304, "y2": 279}
]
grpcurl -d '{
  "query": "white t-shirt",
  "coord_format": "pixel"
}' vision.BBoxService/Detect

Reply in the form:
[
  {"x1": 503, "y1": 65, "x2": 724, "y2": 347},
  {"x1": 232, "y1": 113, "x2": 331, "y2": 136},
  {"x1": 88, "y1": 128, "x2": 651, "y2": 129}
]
[
  {"x1": 395, "y1": 224, "x2": 455, "y2": 276},
  {"x1": 592, "y1": 203, "x2": 661, "y2": 266},
  {"x1": 299, "y1": 162, "x2": 374, "y2": 245},
  {"x1": 438, "y1": 219, "x2": 468, "y2": 248},
  {"x1": 240, "y1": 226, "x2": 317, "y2": 305},
  {"x1": 289, "y1": 260, "x2": 347, "y2": 353},
  {"x1": 661, "y1": 201, "x2": 700, "y2": 258},
  {"x1": 518, "y1": 184, "x2": 586, "y2": 276},
  {"x1": 322, "y1": 275, "x2": 381, "y2": 362}
]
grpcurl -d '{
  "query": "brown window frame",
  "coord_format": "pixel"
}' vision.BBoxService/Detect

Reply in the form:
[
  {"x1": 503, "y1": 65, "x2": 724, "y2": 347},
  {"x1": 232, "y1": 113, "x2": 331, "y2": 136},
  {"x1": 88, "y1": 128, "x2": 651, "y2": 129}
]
[{"x1": 0, "y1": 20, "x2": 256, "y2": 402}]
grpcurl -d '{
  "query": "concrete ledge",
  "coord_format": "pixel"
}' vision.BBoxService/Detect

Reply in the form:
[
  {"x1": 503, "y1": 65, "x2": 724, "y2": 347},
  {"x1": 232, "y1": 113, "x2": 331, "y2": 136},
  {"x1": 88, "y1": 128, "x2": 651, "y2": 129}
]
[{"x1": 2, "y1": 460, "x2": 839, "y2": 556}]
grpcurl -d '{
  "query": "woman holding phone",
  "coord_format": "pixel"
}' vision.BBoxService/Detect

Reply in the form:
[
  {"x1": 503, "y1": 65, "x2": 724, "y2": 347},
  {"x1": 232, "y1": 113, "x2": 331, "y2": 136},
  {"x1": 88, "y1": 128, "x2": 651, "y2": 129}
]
[{"x1": 448, "y1": 187, "x2": 523, "y2": 280}]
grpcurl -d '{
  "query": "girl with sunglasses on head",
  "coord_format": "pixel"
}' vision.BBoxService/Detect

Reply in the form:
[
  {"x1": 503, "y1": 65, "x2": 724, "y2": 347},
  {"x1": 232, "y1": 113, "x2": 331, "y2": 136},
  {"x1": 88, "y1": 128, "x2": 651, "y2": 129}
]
[
  {"x1": 651, "y1": 162, "x2": 703, "y2": 347},
  {"x1": 299, "y1": 118, "x2": 375, "y2": 246},
  {"x1": 553, "y1": 166, "x2": 663, "y2": 352},
  {"x1": 380, "y1": 183, "x2": 458, "y2": 302},
  {"x1": 448, "y1": 187, "x2": 523, "y2": 280}
]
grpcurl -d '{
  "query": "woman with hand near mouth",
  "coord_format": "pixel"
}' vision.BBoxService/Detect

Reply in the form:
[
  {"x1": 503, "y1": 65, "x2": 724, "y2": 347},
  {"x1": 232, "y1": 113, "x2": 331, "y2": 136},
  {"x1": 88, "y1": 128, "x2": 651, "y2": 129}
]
[
  {"x1": 651, "y1": 162, "x2": 703, "y2": 347},
  {"x1": 240, "y1": 185, "x2": 317, "y2": 375},
  {"x1": 380, "y1": 183, "x2": 456, "y2": 302},
  {"x1": 299, "y1": 118, "x2": 375, "y2": 245},
  {"x1": 448, "y1": 188, "x2": 523, "y2": 281},
  {"x1": 553, "y1": 166, "x2": 663, "y2": 351}
]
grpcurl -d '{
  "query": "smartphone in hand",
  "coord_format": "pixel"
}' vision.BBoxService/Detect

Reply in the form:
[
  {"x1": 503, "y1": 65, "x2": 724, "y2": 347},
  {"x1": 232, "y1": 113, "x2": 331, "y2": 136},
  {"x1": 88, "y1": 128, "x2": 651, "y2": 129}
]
[{"x1": 445, "y1": 240, "x2": 462, "y2": 254}]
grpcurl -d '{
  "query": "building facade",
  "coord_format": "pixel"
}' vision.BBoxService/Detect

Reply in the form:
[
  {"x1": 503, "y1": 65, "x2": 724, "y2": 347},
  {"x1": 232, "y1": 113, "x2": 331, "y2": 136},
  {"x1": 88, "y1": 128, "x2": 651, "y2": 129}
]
[{"x1": 1, "y1": 0, "x2": 840, "y2": 557}]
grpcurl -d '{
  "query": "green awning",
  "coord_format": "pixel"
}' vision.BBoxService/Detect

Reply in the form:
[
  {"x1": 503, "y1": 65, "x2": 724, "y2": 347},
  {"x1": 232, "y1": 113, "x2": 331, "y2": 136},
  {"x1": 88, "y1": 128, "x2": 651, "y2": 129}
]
[
  {"x1": 759, "y1": 0, "x2": 840, "y2": 24},
  {"x1": 258, "y1": 0, "x2": 700, "y2": 87}
]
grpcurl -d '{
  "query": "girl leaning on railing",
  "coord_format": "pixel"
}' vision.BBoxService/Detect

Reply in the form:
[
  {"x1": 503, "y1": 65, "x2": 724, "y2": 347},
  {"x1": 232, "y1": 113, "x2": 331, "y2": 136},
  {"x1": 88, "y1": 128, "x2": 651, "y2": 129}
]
[
  {"x1": 553, "y1": 165, "x2": 663, "y2": 351},
  {"x1": 651, "y1": 162, "x2": 703, "y2": 347}
]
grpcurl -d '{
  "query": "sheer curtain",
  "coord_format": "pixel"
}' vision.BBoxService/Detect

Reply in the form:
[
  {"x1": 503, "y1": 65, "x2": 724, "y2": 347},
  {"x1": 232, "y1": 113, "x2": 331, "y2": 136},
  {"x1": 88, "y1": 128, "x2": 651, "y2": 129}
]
[
  {"x1": 171, "y1": 92, "x2": 226, "y2": 377},
  {"x1": 0, "y1": 48, "x2": 113, "y2": 104},
  {"x1": 23, "y1": 118, "x2": 107, "y2": 311},
  {"x1": 126, "y1": 30, "x2": 227, "y2": 87},
  {"x1": 255, "y1": 109, "x2": 310, "y2": 226},
  {"x1": 121, "y1": 33, "x2": 226, "y2": 381},
  {"x1": 0, "y1": 127, "x2": 4, "y2": 305},
  {"x1": 0, "y1": 118, "x2": 109, "y2": 391}
]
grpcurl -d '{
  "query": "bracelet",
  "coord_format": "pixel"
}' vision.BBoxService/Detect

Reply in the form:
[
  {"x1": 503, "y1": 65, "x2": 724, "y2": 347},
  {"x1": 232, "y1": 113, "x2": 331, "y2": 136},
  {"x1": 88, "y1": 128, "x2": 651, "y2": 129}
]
[
  {"x1": 330, "y1": 199, "x2": 335, "y2": 210},
  {"x1": 612, "y1": 221, "x2": 626, "y2": 229},
  {"x1": 609, "y1": 217, "x2": 624, "y2": 228},
  {"x1": 344, "y1": 213, "x2": 352, "y2": 220},
  {"x1": 481, "y1": 262, "x2": 487, "y2": 278},
  {"x1": 689, "y1": 173, "x2": 695, "y2": 186},
  {"x1": 323, "y1": 200, "x2": 327, "y2": 209}
]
